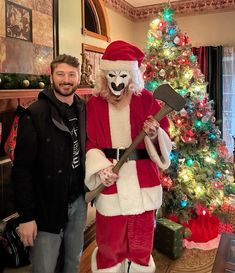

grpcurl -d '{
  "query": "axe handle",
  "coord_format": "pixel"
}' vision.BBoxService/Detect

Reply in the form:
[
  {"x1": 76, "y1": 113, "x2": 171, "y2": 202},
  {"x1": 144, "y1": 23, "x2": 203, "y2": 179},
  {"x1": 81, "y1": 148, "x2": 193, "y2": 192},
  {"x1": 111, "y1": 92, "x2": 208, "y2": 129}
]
[{"x1": 85, "y1": 104, "x2": 173, "y2": 203}]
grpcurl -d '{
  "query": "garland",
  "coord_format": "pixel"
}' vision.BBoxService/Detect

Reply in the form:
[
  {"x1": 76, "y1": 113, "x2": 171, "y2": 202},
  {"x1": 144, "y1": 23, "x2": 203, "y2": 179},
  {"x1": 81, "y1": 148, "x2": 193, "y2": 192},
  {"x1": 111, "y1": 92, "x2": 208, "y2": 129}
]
[{"x1": 0, "y1": 73, "x2": 50, "y2": 89}]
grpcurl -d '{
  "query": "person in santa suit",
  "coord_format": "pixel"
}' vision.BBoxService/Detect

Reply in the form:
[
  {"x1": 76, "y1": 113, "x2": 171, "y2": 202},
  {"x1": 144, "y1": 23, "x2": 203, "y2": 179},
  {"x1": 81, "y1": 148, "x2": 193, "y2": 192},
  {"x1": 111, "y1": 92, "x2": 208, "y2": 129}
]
[{"x1": 85, "y1": 40, "x2": 172, "y2": 273}]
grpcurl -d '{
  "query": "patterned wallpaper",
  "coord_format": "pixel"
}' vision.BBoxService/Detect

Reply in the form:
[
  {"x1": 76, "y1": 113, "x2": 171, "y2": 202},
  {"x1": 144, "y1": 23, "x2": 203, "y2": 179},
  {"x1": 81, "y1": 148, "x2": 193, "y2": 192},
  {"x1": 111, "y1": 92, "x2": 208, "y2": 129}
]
[
  {"x1": 105, "y1": 0, "x2": 235, "y2": 21},
  {"x1": 0, "y1": 0, "x2": 54, "y2": 75}
]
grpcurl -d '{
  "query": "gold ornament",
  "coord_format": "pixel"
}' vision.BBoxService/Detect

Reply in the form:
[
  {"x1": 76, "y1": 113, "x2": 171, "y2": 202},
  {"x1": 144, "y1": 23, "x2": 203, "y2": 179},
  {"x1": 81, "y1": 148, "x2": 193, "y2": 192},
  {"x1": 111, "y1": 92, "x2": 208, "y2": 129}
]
[
  {"x1": 23, "y1": 79, "x2": 30, "y2": 87},
  {"x1": 39, "y1": 81, "x2": 45, "y2": 89}
]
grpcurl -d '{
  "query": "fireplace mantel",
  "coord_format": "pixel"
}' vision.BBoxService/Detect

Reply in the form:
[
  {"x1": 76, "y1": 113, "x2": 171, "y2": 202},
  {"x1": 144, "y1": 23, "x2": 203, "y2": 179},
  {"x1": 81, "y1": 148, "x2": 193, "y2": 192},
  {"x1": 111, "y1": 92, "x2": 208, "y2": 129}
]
[
  {"x1": 0, "y1": 87, "x2": 93, "y2": 100},
  {"x1": 0, "y1": 89, "x2": 41, "y2": 100},
  {"x1": 0, "y1": 87, "x2": 93, "y2": 112}
]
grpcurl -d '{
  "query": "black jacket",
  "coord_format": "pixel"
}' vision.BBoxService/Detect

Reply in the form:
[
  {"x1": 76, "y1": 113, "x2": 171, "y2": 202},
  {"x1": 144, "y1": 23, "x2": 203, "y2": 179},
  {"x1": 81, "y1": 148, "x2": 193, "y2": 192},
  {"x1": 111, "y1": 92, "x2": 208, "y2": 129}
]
[{"x1": 12, "y1": 89, "x2": 86, "y2": 233}]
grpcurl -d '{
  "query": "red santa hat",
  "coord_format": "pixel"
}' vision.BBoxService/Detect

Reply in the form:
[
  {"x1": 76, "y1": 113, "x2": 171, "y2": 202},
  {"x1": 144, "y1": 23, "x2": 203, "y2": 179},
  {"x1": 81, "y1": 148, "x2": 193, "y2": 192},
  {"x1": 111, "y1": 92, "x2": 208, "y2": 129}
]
[{"x1": 100, "y1": 40, "x2": 145, "y2": 72}]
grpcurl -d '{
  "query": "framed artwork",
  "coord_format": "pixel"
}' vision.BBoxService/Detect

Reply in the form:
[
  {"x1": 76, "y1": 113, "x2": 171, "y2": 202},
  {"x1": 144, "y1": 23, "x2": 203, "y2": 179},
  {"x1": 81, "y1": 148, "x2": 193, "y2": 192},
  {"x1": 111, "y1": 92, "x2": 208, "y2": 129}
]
[
  {"x1": 1, "y1": 0, "x2": 58, "y2": 75},
  {"x1": 82, "y1": 43, "x2": 105, "y2": 84},
  {"x1": 6, "y1": 1, "x2": 32, "y2": 42}
]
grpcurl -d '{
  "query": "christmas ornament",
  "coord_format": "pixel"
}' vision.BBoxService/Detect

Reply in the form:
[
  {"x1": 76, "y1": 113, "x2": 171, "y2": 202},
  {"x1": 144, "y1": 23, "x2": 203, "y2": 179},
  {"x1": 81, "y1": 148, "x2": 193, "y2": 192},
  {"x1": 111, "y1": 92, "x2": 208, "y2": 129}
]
[
  {"x1": 150, "y1": 18, "x2": 160, "y2": 30},
  {"x1": 180, "y1": 108, "x2": 187, "y2": 116},
  {"x1": 162, "y1": 175, "x2": 173, "y2": 189},
  {"x1": 159, "y1": 69, "x2": 166, "y2": 77},
  {"x1": 180, "y1": 199, "x2": 188, "y2": 207},
  {"x1": 39, "y1": 81, "x2": 45, "y2": 89},
  {"x1": 159, "y1": 20, "x2": 167, "y2": 30},
  {"x1": 22, "y1": 79, "x2": 30, "y2": 87}
]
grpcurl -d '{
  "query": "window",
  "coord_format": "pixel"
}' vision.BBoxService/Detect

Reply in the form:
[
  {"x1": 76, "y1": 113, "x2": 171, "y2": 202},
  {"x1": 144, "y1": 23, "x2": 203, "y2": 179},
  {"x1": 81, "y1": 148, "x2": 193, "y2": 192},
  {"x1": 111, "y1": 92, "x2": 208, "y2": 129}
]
[
  {"x1": 82, "y1": 0, "x2": 110, "y2": 42},
  {"x1": 222, "y1": 47, "x2": 235, "y2": 156}
]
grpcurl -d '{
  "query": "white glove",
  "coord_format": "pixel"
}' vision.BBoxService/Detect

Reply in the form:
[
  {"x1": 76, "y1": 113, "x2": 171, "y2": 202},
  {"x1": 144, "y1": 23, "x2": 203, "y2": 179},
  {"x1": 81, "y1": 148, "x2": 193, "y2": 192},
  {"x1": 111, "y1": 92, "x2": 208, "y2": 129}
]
[
  {"x1": 143, "y1": 115, "x2": 160, "y2": 140},
  {"x1": 98, "y1": 166, "x2": 118, "y2": 187}
]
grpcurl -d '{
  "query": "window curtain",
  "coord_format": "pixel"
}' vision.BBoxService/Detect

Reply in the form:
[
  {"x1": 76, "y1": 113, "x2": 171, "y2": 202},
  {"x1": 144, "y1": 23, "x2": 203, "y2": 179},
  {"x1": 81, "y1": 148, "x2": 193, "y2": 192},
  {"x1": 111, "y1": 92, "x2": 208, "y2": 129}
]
[
  {"x1": 206, "y1": 46, "x2": 223, "y2": 132},
  {"x1": 222, "y1": 47, "x2": 235, "y2": 156},
  {"x1": 192, "y1": 47, "x2": 207, "y2": 77},
  {"x1": 192, "y1": 46, "x2": 223, "y2": 132}
]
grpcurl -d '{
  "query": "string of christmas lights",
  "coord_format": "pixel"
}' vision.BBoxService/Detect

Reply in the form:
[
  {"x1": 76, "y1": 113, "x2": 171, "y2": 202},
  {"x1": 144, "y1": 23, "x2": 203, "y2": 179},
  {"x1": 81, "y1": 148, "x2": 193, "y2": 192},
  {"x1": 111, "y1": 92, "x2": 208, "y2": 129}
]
[{"x1": 143, "y1": 4, "x2": 234, "y2": 228}]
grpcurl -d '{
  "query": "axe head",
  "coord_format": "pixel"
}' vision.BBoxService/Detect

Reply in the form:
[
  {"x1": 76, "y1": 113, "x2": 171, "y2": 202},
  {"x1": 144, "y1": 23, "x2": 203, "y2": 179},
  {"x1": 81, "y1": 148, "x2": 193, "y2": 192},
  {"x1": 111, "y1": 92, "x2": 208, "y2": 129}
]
[{"x1": 153, "y1": 83, "x2": 186, "y2": 111}]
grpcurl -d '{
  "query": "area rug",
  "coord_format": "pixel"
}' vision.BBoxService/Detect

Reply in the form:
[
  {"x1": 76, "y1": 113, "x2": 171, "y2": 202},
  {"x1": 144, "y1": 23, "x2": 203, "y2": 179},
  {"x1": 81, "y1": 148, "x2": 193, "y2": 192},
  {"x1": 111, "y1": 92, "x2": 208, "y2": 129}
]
[
  {"x1": 153, "y1": 247, "x2": 217, "y2": 273},
  {"x1": 3, "y1": 243, "x2": 217, "y2": 273}
]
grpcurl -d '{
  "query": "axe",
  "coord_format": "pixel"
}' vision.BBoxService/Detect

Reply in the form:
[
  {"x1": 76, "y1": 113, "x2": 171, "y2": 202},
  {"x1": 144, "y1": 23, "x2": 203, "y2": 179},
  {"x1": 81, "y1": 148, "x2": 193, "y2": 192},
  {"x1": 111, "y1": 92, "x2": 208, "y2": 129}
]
[{"x1": 85, "y1": 83, "x2": 186, "y2": 203}]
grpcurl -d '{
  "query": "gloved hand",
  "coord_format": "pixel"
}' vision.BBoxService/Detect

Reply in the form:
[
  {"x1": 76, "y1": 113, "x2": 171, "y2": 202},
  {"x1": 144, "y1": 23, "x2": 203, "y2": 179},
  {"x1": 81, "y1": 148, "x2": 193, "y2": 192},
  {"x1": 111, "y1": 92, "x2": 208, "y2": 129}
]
[
  {"x1": 98, "y1": 166, "x2": 119, "y2": 187},
  {"x1": 143, "y1": 115, "x2": 160, "y2": 139}
]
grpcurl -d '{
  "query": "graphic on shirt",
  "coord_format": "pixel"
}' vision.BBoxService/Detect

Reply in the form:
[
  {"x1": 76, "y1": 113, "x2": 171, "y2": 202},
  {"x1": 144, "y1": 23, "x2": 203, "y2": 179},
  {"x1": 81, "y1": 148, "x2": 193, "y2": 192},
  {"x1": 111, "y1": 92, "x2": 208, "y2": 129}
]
[{"x1": 69, "y1": 117, "x2": 80, "y2": 169}]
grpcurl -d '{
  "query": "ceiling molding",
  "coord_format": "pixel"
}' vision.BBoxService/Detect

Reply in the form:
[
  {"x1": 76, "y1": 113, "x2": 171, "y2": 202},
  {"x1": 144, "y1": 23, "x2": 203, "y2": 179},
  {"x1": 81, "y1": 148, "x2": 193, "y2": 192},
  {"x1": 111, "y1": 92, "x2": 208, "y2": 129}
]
[{"x1": 104, "y1": 0, "x2": 235, "y2": 21}]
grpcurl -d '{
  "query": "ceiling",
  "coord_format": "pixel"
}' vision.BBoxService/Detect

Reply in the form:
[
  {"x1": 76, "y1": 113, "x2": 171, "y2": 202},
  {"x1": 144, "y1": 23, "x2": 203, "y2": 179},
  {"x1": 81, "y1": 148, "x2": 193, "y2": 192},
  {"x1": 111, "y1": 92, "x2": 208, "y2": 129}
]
[
  {"x1": 105, "y1": 0, "x2": 235, "y2": 20},
  {"x1": 125, "y1": 0, "x2": 179, "y2": 8}
]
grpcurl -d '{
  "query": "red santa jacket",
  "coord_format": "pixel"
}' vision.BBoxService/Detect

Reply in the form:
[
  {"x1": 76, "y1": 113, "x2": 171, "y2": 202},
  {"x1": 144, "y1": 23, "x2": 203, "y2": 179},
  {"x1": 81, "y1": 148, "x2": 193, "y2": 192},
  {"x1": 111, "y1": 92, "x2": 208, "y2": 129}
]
[{"x1": 85, "y1": 88, "x2": 172, "y2": 216}]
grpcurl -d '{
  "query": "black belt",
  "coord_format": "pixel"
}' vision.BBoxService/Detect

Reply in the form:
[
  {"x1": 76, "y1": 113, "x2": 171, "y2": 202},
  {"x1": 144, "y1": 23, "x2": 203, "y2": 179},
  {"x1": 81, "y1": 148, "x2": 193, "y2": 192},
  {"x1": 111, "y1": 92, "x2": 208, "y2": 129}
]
[{"x1": 102, "y1": 148, "x2": 150, "y2": 161}]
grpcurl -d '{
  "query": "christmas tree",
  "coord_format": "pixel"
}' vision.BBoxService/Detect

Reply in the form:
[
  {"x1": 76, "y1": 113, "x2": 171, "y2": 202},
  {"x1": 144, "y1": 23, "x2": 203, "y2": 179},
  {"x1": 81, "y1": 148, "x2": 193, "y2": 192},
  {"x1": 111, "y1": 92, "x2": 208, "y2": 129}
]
[{"x1": 143, "y1": 4, "x2": 234, "y2": 241}]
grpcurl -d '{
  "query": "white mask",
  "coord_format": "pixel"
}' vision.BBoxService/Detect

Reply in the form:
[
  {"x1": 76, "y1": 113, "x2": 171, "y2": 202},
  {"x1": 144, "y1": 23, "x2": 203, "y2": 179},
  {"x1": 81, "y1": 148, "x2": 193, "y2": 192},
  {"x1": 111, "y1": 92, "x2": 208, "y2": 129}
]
[{"x1": 105, "y1": 70, "x2": 131, "y2": 96}]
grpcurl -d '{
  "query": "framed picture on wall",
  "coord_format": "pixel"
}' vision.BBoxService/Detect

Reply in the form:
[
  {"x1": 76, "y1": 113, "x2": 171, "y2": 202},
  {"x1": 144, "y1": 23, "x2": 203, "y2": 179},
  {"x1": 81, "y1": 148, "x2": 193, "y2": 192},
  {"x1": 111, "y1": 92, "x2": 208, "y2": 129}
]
[
  {"x1": 81, "y1": 43, "x2": 105, "y2": 85},
  {"x1": 6, "y1": 1, "x2": 33, "y2": 42},
  {"x1": 1, "y1": 0, "x2": 58, "y2": 76}
]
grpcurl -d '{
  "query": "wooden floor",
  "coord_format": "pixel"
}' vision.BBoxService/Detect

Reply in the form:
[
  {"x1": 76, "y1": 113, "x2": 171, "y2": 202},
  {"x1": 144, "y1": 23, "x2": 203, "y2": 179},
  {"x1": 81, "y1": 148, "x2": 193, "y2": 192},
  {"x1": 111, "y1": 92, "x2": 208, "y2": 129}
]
[
  {"x1": 3, "y1": 239, "x2": 217, "y2": 273},
  {"x1": 80, "y1": 240, "x2": 96, "y2": 273},
  {"x1": 3, "y1": 240, "x2": 96, "y2": 273}
]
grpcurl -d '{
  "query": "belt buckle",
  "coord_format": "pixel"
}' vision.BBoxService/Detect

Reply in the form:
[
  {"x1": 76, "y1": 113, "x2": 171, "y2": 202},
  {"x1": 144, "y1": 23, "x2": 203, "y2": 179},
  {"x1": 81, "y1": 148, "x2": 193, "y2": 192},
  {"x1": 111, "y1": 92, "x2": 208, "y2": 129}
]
[{"x1": 116, "y1": 147, "x2": 126, "y2": 161}]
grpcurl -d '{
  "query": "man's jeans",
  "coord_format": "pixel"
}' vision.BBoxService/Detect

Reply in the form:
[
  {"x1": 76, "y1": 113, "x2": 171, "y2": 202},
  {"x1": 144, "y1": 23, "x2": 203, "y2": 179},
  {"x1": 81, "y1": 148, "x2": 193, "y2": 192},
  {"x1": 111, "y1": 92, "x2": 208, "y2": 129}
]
[{"x1": 30, "y1": 195, "x2": 87, "y2": 273}]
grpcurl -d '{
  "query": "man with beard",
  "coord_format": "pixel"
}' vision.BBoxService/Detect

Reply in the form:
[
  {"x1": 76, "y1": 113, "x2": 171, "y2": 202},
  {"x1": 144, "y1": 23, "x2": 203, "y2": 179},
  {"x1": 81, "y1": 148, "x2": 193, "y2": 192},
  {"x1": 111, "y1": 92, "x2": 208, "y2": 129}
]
[
  {"x1": 85, "y1": 40, "x2": 172, "y2": 272},
  {"x1": 12, "y1": 54, "x2": 87, "y2": 273}
]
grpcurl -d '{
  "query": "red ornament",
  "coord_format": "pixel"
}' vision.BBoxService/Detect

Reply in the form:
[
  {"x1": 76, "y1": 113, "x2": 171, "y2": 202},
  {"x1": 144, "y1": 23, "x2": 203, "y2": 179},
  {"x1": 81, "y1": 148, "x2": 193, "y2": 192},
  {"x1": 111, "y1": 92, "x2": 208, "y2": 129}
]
[
  {"x1": 159, "y1": 20, "x2": 167, "y2": 30},
  {"x1": 195, "y1": 203, "x2": 210, "y2": 216},
  {"x1": 217, "y1": 144, "x2": 228, "y2": 157},
  {"x1": 162, "y1": 175, "x2": 173, "y2": 190},
  {"x1": 213, "y1": 181, "x2": 223, "y2": 189},
  {"x1": 183, "y1": 34, "x2": 189, "y2": 45}
]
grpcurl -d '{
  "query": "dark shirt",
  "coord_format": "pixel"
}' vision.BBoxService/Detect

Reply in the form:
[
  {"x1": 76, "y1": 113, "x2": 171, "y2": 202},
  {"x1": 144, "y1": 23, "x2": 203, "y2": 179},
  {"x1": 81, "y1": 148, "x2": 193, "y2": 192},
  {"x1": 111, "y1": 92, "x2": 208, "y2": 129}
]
[{"x1": 53, "y1": 95, "x2": 84, "y2": 203}]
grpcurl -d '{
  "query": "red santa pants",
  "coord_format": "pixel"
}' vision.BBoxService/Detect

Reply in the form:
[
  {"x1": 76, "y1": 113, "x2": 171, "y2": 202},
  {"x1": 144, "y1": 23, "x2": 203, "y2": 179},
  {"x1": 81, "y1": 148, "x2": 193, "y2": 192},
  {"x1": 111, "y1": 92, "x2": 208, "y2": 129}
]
[{"x1": 96, "y1": 210, "x2": 155, "y2": 269}]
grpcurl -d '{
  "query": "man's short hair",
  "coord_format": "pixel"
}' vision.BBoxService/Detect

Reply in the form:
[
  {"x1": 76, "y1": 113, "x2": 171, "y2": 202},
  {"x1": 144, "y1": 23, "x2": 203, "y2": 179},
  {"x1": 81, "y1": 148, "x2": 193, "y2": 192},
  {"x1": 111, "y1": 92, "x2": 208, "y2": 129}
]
[{"x1": 50, "y1": 54, "x2": 80, "y2": 74}]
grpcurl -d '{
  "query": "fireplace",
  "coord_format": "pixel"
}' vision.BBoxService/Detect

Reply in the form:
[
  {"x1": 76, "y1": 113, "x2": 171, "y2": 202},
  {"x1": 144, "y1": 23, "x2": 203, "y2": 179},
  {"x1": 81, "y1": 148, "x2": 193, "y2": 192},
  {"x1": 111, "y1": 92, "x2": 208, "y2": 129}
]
[{"x1": 0, "y1": 90, "x2": 39, "y2": 221}]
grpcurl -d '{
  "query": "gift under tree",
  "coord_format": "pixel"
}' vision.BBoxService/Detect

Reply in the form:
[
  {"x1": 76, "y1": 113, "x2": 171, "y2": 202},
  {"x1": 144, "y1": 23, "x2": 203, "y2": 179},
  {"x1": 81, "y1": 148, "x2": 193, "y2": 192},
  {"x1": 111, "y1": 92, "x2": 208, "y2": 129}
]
[{"x1": 143, "y1": 4, "x2": 234, "y2": 249}]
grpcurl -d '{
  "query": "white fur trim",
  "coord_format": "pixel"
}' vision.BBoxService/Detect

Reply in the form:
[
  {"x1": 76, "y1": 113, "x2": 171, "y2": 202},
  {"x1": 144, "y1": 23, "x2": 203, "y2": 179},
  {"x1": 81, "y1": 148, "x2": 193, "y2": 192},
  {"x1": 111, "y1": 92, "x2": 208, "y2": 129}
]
[
  {"x1": 183, "y1": 234, "x2": 220, "y2": 250},
  {"x1": 85, "y1": 149, "x2": 113, "y2": 190},
  {"x1": 100, "y1": 59, "x2": 139, "y2": 71},
  {"x1": 140, "y1": 63, "x2": 146, "y2": 73},
  {"x1": 144, "y1": 127, "x2": 172, "y2": 170},
  {"x1": 95, "y1": 170, "x2": 163, "y2": 216},
  {"x1": 128, "y1": 255, "x2": 156, "y2": 273},
  {"x1": 91, "y1": 247, "x2": 124, "y2": 273},
  {"x1": 142, "y1": 185, "x2": 162, "y2": 211}
]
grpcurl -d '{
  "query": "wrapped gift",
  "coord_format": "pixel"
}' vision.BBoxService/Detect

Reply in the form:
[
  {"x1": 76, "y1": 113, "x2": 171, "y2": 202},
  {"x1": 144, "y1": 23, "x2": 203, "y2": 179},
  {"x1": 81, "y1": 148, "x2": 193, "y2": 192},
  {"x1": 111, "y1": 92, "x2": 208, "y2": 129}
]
[{"x1": 154, "y1": 217, "x2": 183, "y2": 259}]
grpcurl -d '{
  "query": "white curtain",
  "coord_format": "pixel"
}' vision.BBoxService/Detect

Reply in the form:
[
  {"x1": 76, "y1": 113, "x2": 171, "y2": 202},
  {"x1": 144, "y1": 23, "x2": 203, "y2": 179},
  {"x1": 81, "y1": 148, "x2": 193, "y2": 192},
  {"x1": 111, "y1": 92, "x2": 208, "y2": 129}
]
[{"x1": 222, "y1": 46, "x2": 235, "y2": 158}]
